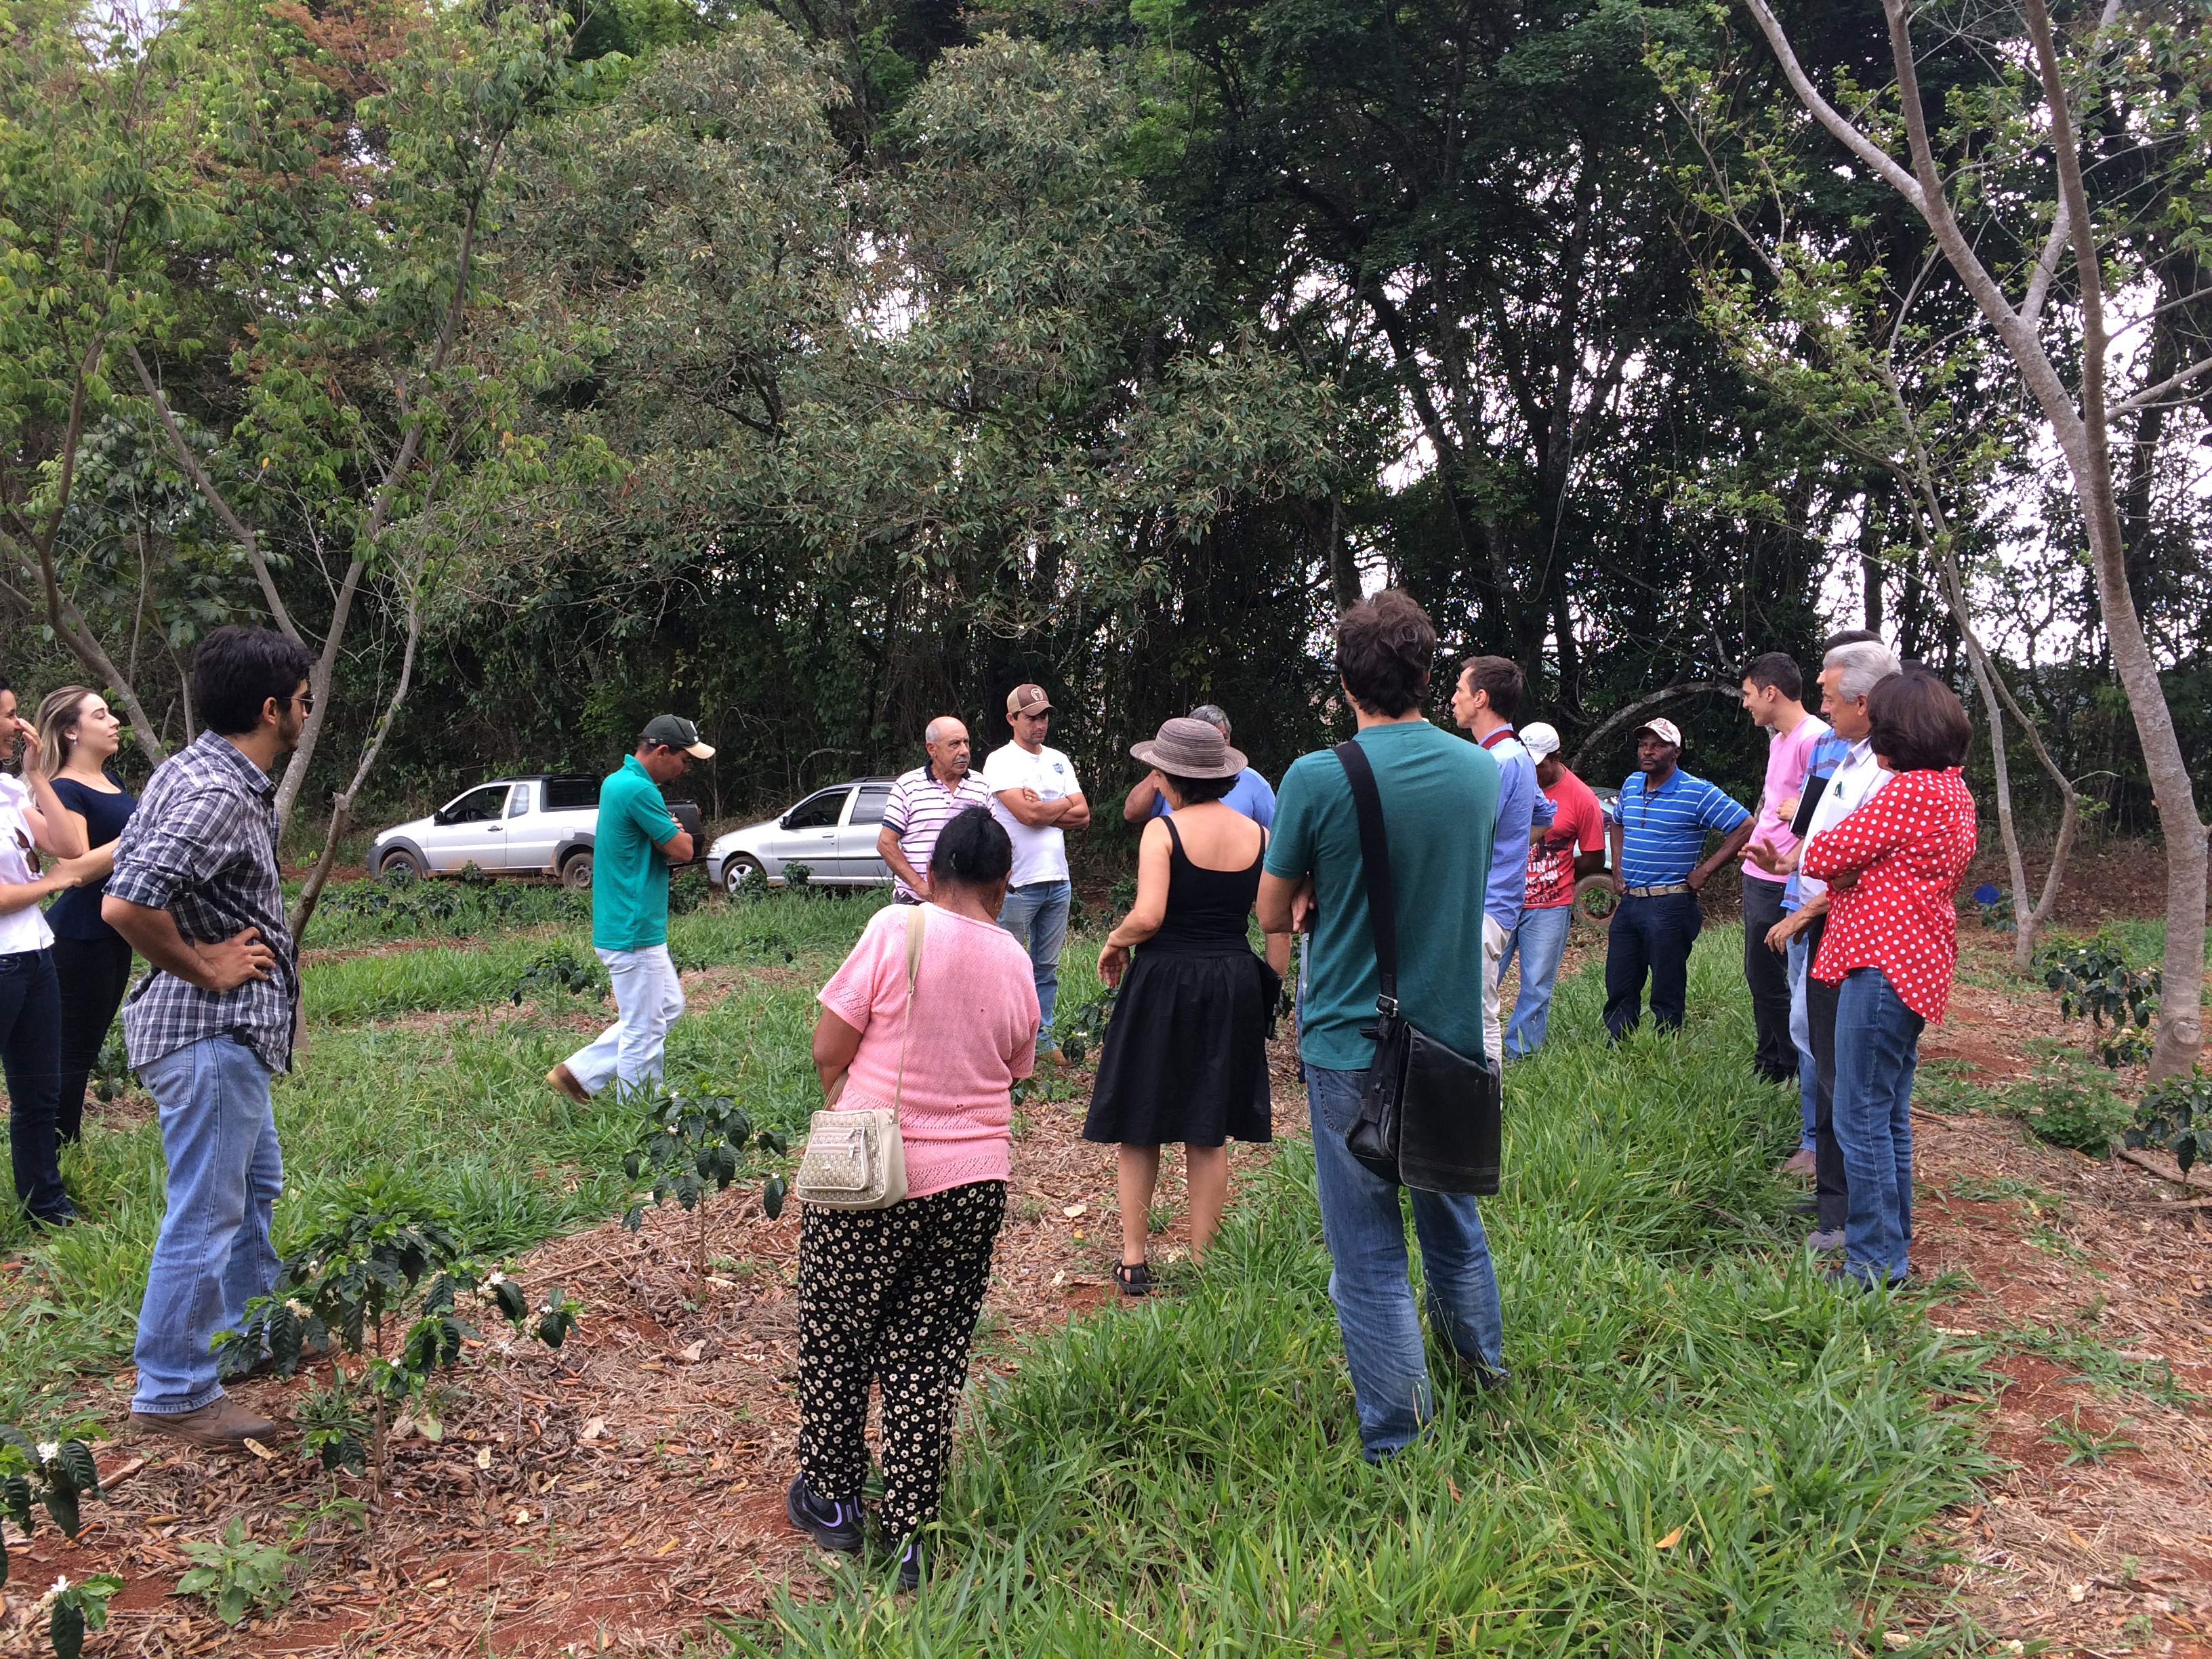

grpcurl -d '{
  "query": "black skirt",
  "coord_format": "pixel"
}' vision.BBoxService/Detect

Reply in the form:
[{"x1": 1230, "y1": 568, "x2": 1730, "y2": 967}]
[{"x1": 1082, "y1": 947, "x2": 1278, "y2": 1148}]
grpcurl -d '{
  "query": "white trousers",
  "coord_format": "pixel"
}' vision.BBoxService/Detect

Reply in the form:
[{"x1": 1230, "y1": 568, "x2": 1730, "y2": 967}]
[
  {"x1": 1481, "y1": 916, "x2": 1506, "y2": 1069},
  {"x1": 565, "y1": 944, "x2": 686, "y2": 1096}
]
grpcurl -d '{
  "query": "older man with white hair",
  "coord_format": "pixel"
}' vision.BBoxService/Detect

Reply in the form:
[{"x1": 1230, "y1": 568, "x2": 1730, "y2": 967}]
[
  {"x1": 1753, "y1": 636, "x2": 1902, "y2": 1252},
  {"x1": 878, "y1": 716, "x2": 995, "y2": 903}
]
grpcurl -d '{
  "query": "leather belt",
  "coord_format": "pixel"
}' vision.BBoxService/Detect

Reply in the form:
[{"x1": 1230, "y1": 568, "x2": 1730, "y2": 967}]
[{"x1": 1624, "y1": 882, "x2": 1692, "y2": 898}]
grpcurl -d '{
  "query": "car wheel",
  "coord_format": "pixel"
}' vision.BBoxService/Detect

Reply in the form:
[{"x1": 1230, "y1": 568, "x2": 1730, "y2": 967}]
[
  {"x1": 722, "y1": 854, "x2": 765, "y2": 895},
  {"x1": 560, "y1": 851, "x2": 594, "y2": 890},
  {"x1": 378, "y1": 848, "x2": 427, "y2": 880}
]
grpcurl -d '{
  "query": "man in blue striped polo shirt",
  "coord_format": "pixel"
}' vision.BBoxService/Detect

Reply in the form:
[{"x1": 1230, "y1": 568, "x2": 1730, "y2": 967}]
[{"x1": 1602, "y1": 718, "x2": 1753, "y2": 1040}]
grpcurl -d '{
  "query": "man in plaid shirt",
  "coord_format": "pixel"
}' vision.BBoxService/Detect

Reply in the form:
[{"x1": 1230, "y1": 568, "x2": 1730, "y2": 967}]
[{"x1": 104, "y1": 626, "x2": 316, "y2": 1452}]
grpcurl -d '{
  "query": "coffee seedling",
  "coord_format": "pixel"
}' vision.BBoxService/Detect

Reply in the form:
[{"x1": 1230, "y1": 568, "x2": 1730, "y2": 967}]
[
  {"x1": 35, "y1": 1574, "x2": 122, "y2": 1659},
  {"x1": 511, "y1": 945, "x2": 608, "y2": 1005},
  {"x1": 218, "y1": 1174, "x2": 579, "y2": 1500},
  {"x1": 2127, "y1": 1070, "x2": 2212, "y2": 1174},
  {"x1": 620, "y1": 1086, "x2": 791, "y2": 1294},
  {"x1": 1, "y1": 1431, "x2": 115, "y2": 1659},
  {"x1": 2037, "y1": 933, "x2": 2160, "y2": 1067}
]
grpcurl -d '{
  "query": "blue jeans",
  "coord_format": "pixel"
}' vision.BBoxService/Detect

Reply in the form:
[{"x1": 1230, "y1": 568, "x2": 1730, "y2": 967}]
[
  {"x1": 997, "y1": 879, "x2": 1071, "y2": 1043},
  {"x1": 1304, "y1": 1064, "x2": 1505, "y2": 1460},
  {"x1": 1787, "y1": 932, "x2": 1817, "y2": 1150},
  {"x1": 132, "y1": 1036, "x2": 284, "y2": 1414},
  {"x1": 1, "y1": 949, "x2": 67, "y2": 1221},
  {"x1": 1831, "y1": 968, "x2": 1923, "y2": 1284},
  {"x1": 1499, "y1": 905, "x2": 1573, "y2": 1058}
]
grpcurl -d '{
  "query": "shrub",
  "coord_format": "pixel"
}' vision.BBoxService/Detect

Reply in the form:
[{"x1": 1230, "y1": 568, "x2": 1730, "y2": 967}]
[
  {"x1": 2036, "y1": 932, "x2": 2160, "y2": 1068},
  {"x1": 2127, "y1": 1071, "x2": 2212, "y2": 1174},
  {"x1": 621, "y1": 1087, "x2": 790, "y2": 1297},
  {"x1": 2001, "y1": 1044, "x2": 2131, "y2": 1155}
]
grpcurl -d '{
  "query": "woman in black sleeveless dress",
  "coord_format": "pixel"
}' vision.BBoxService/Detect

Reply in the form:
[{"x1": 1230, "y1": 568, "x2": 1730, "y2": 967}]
[{"x1": 1086, "y1": 719, "x2": 1281, "y2": 1296}]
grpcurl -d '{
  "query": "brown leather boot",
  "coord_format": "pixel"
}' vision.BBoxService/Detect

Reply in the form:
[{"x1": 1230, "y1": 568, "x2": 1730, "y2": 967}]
[
  {"x1": 129, "y1": 1396, "x2": 281, "y2": 1452},
  {"x1": 546, "y1": 1063, "x2": 591, "y2": 1103}
]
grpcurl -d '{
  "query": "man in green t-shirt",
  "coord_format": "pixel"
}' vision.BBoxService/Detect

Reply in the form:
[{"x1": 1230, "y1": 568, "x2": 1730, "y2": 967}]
[
  {"x1": 1257, "y1": 591, "x2": 1506, "y2": 1462},
  {"x1": 547, "y1": 716, "x2": 710, "y2": 1101}
]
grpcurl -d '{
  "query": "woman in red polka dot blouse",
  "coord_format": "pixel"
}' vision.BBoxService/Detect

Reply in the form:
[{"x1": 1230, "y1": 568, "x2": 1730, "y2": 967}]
[{"x1": 1800, "y1": 670, "x2": 1978, "y2": 1286}]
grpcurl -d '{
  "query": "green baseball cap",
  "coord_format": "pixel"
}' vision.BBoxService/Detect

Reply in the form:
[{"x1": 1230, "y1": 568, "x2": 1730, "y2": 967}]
[{"x1": 643, "y1": 714, "x2": 714, "y2": 759}]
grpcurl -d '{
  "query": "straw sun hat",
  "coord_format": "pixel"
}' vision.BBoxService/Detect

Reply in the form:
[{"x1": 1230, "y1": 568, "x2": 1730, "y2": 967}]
[{"x1": 1130, "y1": 716, "x2": 1247, "y2": 779}]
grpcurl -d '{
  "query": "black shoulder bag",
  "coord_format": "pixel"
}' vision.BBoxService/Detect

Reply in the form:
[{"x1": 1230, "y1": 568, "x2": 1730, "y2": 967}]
[{"x1": 1334, "y1": 741, "x2": 1503, "y2": 1195}]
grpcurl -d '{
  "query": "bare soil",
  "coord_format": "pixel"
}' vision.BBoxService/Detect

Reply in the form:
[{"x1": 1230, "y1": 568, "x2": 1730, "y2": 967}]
[{"x1": 3, "y1": 908, "x2": 2207, "y2": 1656}]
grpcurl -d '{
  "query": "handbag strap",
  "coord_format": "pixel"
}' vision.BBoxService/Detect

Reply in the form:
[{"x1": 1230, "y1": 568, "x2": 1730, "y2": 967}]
[
  {"x1": 1333, "y1": 740, "x2": 1399, "y2": 1015},
  {"x1": 892, "y1": 902, "x2": 926, "y2": 1113}
]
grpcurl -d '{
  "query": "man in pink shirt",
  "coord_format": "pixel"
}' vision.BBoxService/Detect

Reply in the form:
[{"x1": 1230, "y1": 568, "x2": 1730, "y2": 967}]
[{"x1": 1738, "y1": 653, "x2": 1828, "y2": 1086}]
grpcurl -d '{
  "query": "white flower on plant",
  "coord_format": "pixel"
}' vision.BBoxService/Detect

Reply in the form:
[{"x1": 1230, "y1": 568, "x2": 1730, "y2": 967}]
[
  {"x1": 485, "y1": 1271, "x2": 508, "y2": 1286},
  {"x1": 41, "y1": 1574, "x2": 69, "y2": 1607},
  {"x1": 36, "y1": 1441, "x2": 60, "y2": 1463},
  {"x1": 285, "y1": 1298, "x2": 312, "y2": 1317}
]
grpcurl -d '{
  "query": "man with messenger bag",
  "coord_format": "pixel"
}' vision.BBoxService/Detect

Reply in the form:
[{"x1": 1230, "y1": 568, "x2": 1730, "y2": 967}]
[{"x1": 1258, "y1": 590, "x2": 1510, "y2": 1462}]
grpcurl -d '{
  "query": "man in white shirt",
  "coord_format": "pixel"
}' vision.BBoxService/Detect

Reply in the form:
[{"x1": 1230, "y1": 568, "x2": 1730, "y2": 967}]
[{"x1": 984, "y1": 684, "x2": 1090, "y2": 1063}]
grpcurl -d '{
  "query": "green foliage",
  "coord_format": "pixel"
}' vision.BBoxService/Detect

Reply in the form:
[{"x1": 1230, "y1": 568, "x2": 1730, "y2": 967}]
[
  {"x1": 175, "y1": 1518, "x2": 296, "y2": 1626},
  {"x1": 0, "y1": 1429, "x2": 104, "y2": 1582},
  {"x1": 294, "y1": 1373, "x2": 371, "y2": 1478},
  {"x1": 2037, "y1": 933, "x2": 2161, "y2": 1067},
  {"x1": 216, "y1": 1174, "x2": 576, "y2": 1477},
  {"x1": 510, "y1": 945, "x2": 609, "y2": 1006},
  {"x1": 2127, "y1": 1071, "x2": 2212, "y2": 1175},
  {"x1": 1052, "y1": 985, "x2": 1115, "y2": 1066},
  {"x1": 37, "y1": 1572, "x2": 122, "y2": 1659},
  {"x1": 782, "y1": 863, "x2": 815, "y2": 891},
  {"x1": 1998, "y1": 1044, "x2": 2131, "y2": 1155},
  {"x1": 619, "y1": 1087, "x2": 787, "y2": 1231},
  {"x1": 306, "y1": 874, "x2": 590, "y2": 948}
]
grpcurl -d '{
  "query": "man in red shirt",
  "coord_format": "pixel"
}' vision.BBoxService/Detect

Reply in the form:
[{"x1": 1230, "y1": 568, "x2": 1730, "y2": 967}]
[{"x1": 1500, "y1": 723, "x2": 1606, "y2": 1056}]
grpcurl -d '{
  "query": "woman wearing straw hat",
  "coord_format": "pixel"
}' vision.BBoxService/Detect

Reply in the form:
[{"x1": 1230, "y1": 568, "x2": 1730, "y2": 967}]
[{"x1": 1085, "y1": 718, "x2": 1282, "y2": 1296}]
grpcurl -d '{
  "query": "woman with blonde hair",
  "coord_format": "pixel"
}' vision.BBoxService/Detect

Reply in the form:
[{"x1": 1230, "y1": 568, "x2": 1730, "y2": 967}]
[{"x1": 34, "y1": 687, "x2": 137, "y2": 1143}]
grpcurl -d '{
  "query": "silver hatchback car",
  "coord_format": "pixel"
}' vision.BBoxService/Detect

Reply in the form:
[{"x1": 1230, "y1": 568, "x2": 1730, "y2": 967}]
[{"x1": 705, "y1": 779, "x2": 897, "y2": 892}]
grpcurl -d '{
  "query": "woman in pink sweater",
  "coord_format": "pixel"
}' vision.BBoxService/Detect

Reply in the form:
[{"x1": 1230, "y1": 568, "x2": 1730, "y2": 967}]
[{"x1": 786, "y1": 806, "x2": 1039, "y2": 1590}]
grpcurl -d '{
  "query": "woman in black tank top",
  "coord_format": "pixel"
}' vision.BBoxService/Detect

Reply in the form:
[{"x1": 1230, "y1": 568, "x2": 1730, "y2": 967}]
[{"x1": 1085, "y1": 720, "x2": 1282, "y2": 1296}]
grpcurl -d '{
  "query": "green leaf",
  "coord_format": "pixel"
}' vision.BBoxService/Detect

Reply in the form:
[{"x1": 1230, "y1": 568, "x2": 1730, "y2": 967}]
[
  {"x1": 58, "y1": 1441, "x2": 100, "y2": 1500},
  {"x1": 49, "y1": 1599, "x2": 84, "y2": 1659},
  {"x1": 762, "y1": 1174, "x2": 787, "y2": 1221},
  {"x1": 41, "y1": 1483, "x2": 80, "y2": 1539}
]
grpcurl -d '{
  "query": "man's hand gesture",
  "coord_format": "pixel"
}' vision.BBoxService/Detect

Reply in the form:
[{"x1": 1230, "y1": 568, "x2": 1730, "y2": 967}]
[{"x1": 193, "y1": 928, "x2": 276, "y2": 992}]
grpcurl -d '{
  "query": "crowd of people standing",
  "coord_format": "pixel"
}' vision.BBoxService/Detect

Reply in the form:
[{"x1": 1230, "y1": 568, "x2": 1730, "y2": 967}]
[{"x1": 2, "y1": 594, "x2": 1980, "y2": 1586}]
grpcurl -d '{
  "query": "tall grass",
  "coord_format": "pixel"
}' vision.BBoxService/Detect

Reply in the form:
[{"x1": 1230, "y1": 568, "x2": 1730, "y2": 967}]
[{"x1": 732, "y1": 945, "x2": 1991, "y2": 1656}]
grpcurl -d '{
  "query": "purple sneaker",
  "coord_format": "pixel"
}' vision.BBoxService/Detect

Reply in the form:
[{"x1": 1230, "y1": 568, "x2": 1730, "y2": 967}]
[{"x1": 786, "y1": 1475, "x2": 863, "y2": 1553}]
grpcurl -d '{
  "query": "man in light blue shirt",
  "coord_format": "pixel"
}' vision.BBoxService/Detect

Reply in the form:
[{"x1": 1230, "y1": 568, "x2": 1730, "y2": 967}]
[
  {"x1": 1450, "y1": 657, "x2": 1555, "y2": 1066},
  {"x1": 1122, "y1": 703, "x2": 1275, "y2": 828}
]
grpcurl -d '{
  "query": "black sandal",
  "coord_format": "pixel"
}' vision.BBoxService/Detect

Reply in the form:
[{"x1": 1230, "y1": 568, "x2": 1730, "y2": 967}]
[{"x1": 1113, "y1": 1260, "x2": 1151, "y2": 1298}]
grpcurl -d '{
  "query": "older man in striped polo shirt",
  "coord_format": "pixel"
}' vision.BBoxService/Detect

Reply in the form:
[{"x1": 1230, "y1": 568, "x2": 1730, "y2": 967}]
[
  {"x1": 1602, "y1": 718, "x2": 1754, "y2": 1040},
  {"x1": 878, "y1": 716, "x2": 995, "y2": 903}
]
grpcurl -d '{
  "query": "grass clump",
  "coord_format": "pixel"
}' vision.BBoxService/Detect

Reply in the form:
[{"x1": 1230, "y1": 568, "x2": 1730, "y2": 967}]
[{"x1": 732, "y1": 937, "x2": 1992, "y2": 1657}]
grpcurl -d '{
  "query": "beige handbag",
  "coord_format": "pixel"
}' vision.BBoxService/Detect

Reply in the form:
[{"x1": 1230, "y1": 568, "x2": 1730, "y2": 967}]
[{"x1": 794, "y1": 903, "x2": 922, "y2": 1210}]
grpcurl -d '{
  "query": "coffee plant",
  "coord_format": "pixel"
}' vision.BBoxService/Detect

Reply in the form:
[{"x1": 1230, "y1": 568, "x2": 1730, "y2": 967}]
[
  {"x1": 218, "y1": 1175, "x2": 579, "y2": 1497},
  {"x1": 510, "y1": 944, "x2": 608, "y2": 1005},
  {"x1": 32, "y1": 1574, "x2": 121, "y2": 1659},
  {"x1": 621, "y1": 1086, "x2": 791, "y2": 1296},
  {"x1": 2037, "y1": 934, "x2": 2160, "y2": 1067},
  {"x1": 784, "y1": 861, "x2": 815, "y2": 889},
  {"x1": 1, "y1": 1430, "x2": 115, "y2": 1659},
  {"x1": 2127, "y1": 1071, "x2": 2212, "y2": 1174},
  {"x1": 1055, "y1": 985, "x2": 1117, "y2": 1065}
]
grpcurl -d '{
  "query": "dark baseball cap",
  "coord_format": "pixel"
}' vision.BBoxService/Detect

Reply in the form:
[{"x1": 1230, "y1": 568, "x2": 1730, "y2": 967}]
[{"x1": 642, "y1": 714, "x2": 714, "y2": 758}]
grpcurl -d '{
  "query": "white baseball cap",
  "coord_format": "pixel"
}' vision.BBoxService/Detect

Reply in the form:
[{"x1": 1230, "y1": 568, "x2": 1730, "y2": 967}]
[
  {"x1": 1635, "y1": 717, "x2": 1684, "y2": 750},
  {"x1": 1520, "y1": 721, "x2": 1561, "y2": 760}
]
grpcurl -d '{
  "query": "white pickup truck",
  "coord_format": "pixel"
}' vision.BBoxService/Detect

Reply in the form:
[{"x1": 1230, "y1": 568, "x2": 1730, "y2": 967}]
[{"x1": 369, "y1": 775, "x2": 703, "y2": 888}]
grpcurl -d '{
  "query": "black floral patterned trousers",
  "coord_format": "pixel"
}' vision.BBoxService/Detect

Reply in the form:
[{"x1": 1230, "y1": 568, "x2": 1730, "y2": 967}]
[{"x1": 796, "y1": 1179, "x2": 1006, "y2": 1540}]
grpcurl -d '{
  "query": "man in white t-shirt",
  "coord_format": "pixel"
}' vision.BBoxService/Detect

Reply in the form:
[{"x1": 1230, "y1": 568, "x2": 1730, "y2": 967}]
[{"x1": 983, "y1": 684, "x2": 1090, "y2": 1063}]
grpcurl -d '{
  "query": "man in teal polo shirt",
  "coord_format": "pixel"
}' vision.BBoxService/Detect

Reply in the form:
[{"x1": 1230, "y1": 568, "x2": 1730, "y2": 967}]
[
  {"x1": 1256, "y1": 590, "x2": 1504, "y2": 1462},
  {"x1": 547, "y1": 716, "x2": 709, "y2": 1101}
]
